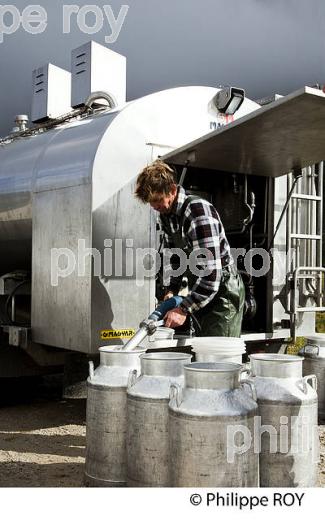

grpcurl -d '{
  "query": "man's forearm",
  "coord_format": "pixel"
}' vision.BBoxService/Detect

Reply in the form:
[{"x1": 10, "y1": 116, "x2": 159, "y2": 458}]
[{"x1": 179, "y1": 274, "x2": 222, "y2": 314}]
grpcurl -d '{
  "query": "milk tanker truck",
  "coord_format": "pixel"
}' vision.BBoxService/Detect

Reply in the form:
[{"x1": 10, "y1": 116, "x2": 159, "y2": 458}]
[{"x1": 0, "y1": 41, "x2": 324, "y2": 385}]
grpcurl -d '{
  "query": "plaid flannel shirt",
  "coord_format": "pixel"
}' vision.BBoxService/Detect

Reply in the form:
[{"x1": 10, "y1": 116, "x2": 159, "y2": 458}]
[{"x1": 160, "y1": 186, "x2": 233, "y2": 314}]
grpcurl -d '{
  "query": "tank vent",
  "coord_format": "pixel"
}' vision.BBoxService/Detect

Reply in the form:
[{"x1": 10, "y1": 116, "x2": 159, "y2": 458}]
[
  {"x1": 74, "y1": 51, "x2": 87, "y2": 76},
  {"x1": 71, "y1": 41, "x2": 126, "y2": 109},
  {"x1": 34, "y1": 71, "x2": 45, "y2": 94},
  {"x1": 11, "y1": 114, "x2": 29, "y2": 133},
  {"x1": 31, "y1": 64, "x2": 72, "y2": 123}
]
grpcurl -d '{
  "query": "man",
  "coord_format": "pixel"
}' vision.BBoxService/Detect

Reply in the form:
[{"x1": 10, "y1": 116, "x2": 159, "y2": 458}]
[{"x1": 135, "y1": 160, "x2": 245, "y2": 337}]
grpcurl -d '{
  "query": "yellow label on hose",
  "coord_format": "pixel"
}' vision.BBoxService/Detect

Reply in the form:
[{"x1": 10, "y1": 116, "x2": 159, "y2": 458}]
[{"x1": 101, "y1": 329, "x2": 135, "y2": 340}]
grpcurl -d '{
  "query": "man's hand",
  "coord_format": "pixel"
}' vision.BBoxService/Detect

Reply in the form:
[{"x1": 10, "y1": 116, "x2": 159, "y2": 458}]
[
  {"x1": 163, "y1": 291, "x2": 174, "y2": 301},
  {"x1": 164, "y1": 307, "x2": 187, "y2": 328}
]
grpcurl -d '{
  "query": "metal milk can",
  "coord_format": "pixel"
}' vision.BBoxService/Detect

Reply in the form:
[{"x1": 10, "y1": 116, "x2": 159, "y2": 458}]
[
  {"x1": 299, "y1": 334, "x2": 325, "y2": 421},
  {"x1": 249, "y1": 353, "x2": 319, "y2": 487},
  {"x1": 168, "y1": 362, "x2": 259, "y2": 487},
  {"x1": 85, "y1": 346, "x2": 146, "y2": 487},
  {"x1": 126, "y1": 352, "x2": 192, "y2": 487}
]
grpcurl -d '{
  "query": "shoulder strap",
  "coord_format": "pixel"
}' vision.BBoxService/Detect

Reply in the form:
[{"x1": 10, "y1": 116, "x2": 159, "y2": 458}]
[{"x1": 159, "y1": 214, "x2": 172, "y2": 236}]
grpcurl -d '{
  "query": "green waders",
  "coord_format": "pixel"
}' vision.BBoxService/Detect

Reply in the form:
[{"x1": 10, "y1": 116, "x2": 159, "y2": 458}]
[
  {"x1": 193, "y1": 266, "x2": 245, "y2": 337},
  {"x1": 161, "y1": 196, "x2": 245, "y2": 338}
]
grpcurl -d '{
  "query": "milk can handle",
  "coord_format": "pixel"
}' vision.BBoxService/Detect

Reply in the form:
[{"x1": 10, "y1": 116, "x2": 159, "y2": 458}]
[
  {"x1": 169, "y1": 383, "x2": 182, "y2": 408},
  {"x1": 127, "y1": 369, "x2": 138, "y2": 389},
  {"x1": 88, "y1": 361, "x2": 94, "y2": 380},
  {"x1": 240, "y1": 364, "x2": 251, "y2": 379},
  {"x1": 240, "y1": 378, "x2": 257, "y2": 401},
  {"x1": 302, "y1": 374, "x2": 318, "y2": 393},
  {"x1": 301, "y1": 345, "x2": 319, "y2": 356}
]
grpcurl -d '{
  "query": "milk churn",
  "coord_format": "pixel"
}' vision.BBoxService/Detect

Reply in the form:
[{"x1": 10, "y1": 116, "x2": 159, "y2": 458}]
[
  {"x1": 85, "y1": 346, "x2": 146, "y2": 487},
  {"x1": 126, "y1": 352, "x2": 192, "y2": 487},
  {"x1": 249, "y1": 353, "x2": 319, "y2": 487},
  {"x1": 169, "y1": 362, "x2": 259, "y2": 487},
  {"x1": 299, "y1": 334, "x2": 325, "y2": 421}
]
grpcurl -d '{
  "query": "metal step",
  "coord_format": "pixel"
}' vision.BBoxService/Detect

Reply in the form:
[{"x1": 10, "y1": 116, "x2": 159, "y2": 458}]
[
  {"x1": 290, "y1": 234, "x2": 321, "y2": 240},
  {"x1": 291, "y1": 193, "x2": 321, "y2": 201},
  {"x1": 285, "y1": 163, "x2": 324, "y2": 340},
  {"x1": 295, "y1": 306, "x2": 325, "y2": 313}
]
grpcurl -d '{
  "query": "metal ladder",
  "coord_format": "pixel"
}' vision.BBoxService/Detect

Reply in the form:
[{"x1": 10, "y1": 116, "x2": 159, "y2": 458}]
[{"x1": 286, "y1": 163, "x2": 324, "y2": 339}]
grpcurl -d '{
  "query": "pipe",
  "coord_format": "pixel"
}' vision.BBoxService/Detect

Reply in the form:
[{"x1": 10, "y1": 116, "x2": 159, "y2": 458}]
[
  {"x1": 84, "y1": 91, "x2": 117, "y2": 110},
  {"x1": 227, "y1": 176, "x2": 256, "y2": 235},
  {"x1": 268, "y1": 169, "x2": 303, "y2": 252},
  {"x1": 122, "y1": 296, "x2": 183, "y2": 351},
  {"x1": 254, "y1": 179, "x2": 269, "y2": 247},
  {"x1": 5, "y1": 279, "x2": 31, "y2": 327},
  {"x1": 179, "y1": 162, "x2": 189, "y2": 186},
  {"x1": 0, "y1": 91, "x2": 116, "y2": 147}
]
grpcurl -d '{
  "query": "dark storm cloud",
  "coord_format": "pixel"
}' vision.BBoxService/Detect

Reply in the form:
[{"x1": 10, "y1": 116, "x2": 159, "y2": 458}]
[{"x1": 0, "y1": 0, "x2": 325, "y2": 136}]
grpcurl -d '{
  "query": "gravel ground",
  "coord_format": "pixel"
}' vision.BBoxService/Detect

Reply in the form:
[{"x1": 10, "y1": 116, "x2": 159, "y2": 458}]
[
  {"x1": 0, "y1": 375, "x2": 324, "y2": 487},
  {"x1": 0, "y1": 376, "x2": 86, "y2": 487}
]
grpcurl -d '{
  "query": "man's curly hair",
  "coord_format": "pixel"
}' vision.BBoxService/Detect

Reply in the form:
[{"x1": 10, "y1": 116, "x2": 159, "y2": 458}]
[{"x1": 135, "y1": 160, "x2": 177, "y2": 203}]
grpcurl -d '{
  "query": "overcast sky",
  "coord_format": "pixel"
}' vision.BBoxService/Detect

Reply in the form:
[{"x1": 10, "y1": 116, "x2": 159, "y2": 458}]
[{"x1": 0, "y1": 0, "x2": 325, "y2": 136}]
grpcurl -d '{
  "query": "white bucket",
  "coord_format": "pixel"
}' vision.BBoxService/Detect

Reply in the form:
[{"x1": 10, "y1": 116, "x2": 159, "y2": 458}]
[{"x1": 191, "y1": 337, "x2": 246, "y2": 363}]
